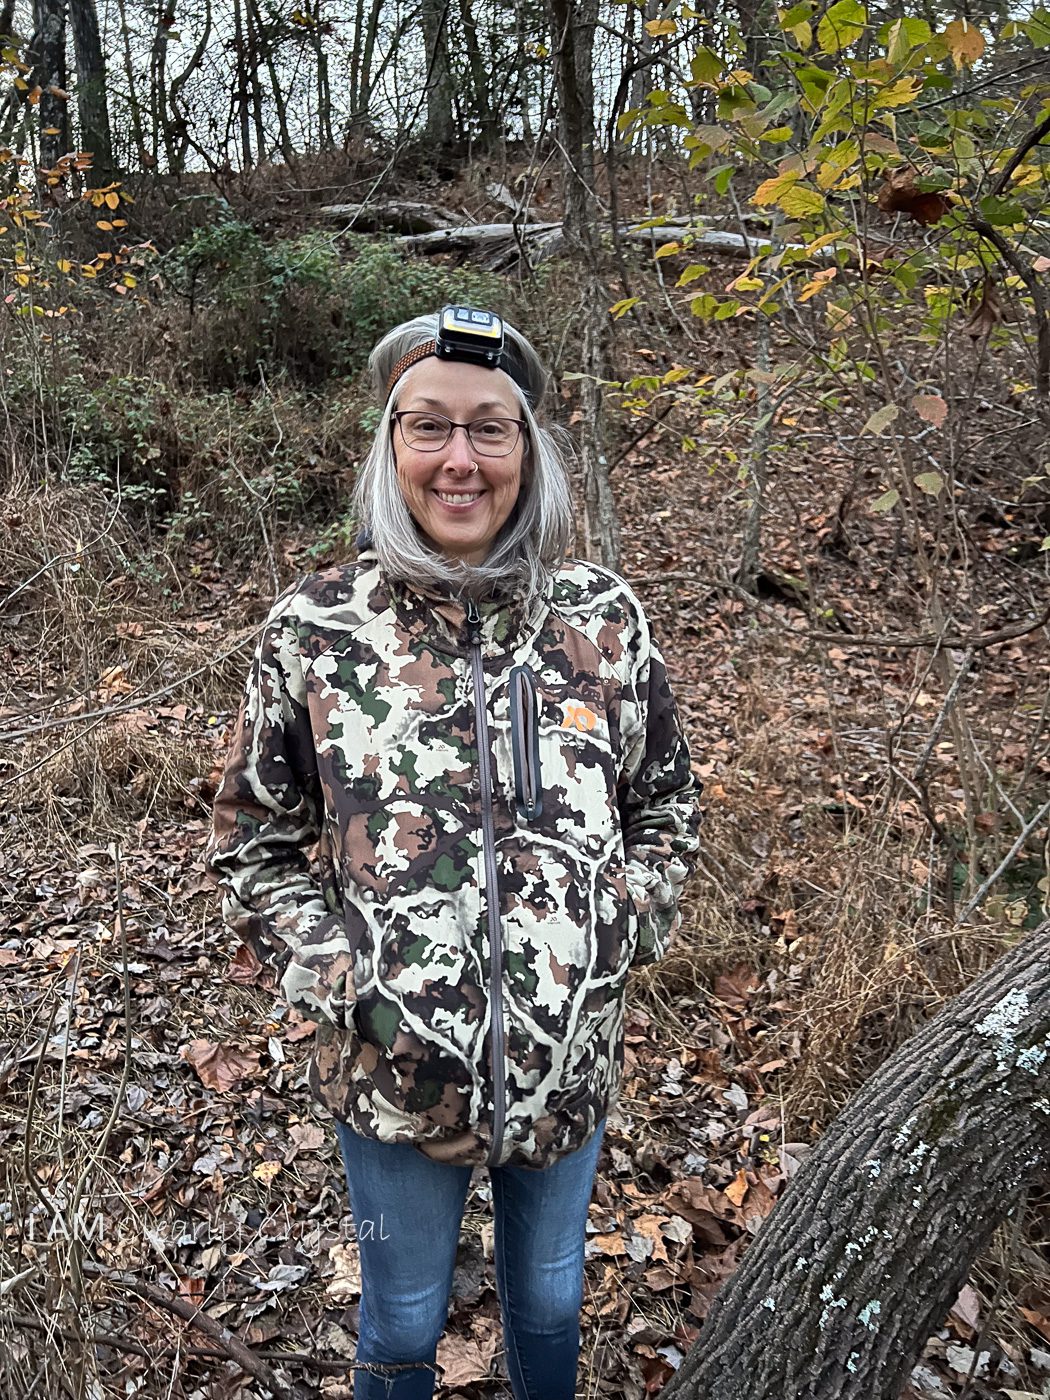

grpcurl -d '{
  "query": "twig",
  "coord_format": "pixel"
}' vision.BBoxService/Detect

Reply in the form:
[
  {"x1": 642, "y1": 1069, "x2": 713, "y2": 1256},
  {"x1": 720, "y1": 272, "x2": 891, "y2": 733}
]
[
  {"x1": 958, "y1": 801, "x2": 1050, "y2": 923},
  {"x1": 82, "y1": 1265, "x2": 294, "y2": 1398},
  {"x1": 81, "y1": 1263, "x2": 440, "y2": 1391},
  {"x1": 989, "y1": 114, "x2": 1050, "y2": 200},
  {"x1": 913, "y1": 647, "x2": 976, "y2": 783}
]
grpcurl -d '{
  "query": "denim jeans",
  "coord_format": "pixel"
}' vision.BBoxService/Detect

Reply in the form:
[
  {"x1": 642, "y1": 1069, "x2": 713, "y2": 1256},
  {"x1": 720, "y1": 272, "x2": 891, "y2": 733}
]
[{"x1": 334, "y1": 1120, "x2": 605, "y2": 1400}]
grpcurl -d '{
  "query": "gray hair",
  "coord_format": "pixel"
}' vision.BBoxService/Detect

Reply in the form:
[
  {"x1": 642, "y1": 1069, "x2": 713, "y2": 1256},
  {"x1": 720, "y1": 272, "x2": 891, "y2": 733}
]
[{"x1": 352, "y1": 311, "x2": 576, "y2": 601}]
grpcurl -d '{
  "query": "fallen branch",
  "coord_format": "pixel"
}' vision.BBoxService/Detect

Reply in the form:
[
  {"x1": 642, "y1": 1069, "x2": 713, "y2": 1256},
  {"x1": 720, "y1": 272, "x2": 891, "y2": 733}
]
[{"x1": 83, "y1": 1264, "x2": 293, "y2": 1398}]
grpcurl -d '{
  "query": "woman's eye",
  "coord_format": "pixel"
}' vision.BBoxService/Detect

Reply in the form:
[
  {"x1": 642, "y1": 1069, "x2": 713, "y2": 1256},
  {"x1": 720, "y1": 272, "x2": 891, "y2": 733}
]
[{"x1": 476, "y1": 421, "x2": 503, "y2": 436}]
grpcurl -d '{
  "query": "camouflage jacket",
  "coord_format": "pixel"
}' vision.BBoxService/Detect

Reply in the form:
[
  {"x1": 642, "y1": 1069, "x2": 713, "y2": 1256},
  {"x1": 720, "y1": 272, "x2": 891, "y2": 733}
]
[{"x1": 206, "y1": 554, "x2": 701, "y2": 1169}]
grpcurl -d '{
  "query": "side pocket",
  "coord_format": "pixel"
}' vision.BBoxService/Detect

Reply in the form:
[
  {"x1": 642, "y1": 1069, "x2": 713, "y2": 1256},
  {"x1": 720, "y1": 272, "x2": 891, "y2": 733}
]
[{"x1": 509, "y1": 664, "x2": 543, "y2": 821}]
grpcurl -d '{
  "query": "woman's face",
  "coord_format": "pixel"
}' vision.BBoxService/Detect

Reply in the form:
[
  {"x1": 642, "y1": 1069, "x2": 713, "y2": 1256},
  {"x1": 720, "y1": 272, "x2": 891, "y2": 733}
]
[{"x1": 392, "y1": 358, "x2": 526, "y2": 566}]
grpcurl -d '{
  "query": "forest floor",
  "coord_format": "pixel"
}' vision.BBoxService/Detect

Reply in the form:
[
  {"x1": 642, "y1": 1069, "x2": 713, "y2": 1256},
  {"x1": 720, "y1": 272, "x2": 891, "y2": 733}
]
[{"x1": 2, "y1": 153, "x2": 1049, "y2": 1399}]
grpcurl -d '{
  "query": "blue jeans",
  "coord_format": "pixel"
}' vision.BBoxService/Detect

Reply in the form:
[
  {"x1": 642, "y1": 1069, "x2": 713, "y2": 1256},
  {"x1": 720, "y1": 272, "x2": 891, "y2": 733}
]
[{"x1": 335, "y1": 1120, "x2": 605, "y2": 1400}]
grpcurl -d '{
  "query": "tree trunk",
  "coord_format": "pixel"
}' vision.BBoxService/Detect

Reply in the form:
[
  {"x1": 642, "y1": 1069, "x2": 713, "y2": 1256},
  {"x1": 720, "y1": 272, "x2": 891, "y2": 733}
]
[
  {"x1": 67, "y1": 0, "x2": 113, "y2": 180},
  {"x1": 458, "y1": 0, "x2": 496, "y2": 147},
  {"x1": 30, "y1": 0, "x2": 68, "y2": 172},
  {"x1": 231, "y1": 0, "x2": 251, "y2": 168},
  {"x1": 113, "y1": 0, "x2": 147, "y2": 167},
  {"x1": 546, "y1": 0, "x2": 619, "y2": 569},
  {"x1": 421, "y1": 0, "x2": 454, "y2": 147},
  {"x1": 661, "y1": 924, "x2": 1050, "y2": 1400}
]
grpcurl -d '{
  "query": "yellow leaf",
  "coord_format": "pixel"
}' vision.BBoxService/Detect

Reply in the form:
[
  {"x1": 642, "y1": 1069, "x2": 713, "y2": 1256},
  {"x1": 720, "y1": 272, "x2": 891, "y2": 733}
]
[
  {"x1": 797, "y1": 267, "x2": 838, "y2": 301},
  {"x1": 780, "y1": 183, "x2": 826, "y2": 216},
  {"x1": 608, "y1": 296, "x2": 640, "y2": 320},
  {"x1": 941, "y1": 18, "x2": 985, "y2": 68},
  {"x1": 80, "y1": 264, "x2": 97, "y2": 277},
  {"x1": 96, "y1": 219, "x2": 113, "y2": 230},
  {"x1": 55, "y1": 258, "x2": 72, "y2": 273},
  {"x1": 105, "y1": 190, "x2": 119, "y2": 209},
  {"x1": 252, "y1": 1160, "x2": 281, "y2": 1183},
  {"x1": 654, "y1": 240, "x2": 681, "y2": 258},
  {"x1": 645, "y1": 18, "x2": 677, "y2": 35},
  {"x1": 13, "y1": 272, "x2": 29, "y2": 287},
  {"x1": 753, "y1": 171, "x2": 800, "y2": 206}
]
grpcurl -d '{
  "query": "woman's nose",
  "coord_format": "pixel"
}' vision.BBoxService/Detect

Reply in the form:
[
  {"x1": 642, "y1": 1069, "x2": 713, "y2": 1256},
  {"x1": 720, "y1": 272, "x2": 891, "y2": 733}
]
[{"x1": 442, "y1": 424, "x2": 476, "y2": 470}]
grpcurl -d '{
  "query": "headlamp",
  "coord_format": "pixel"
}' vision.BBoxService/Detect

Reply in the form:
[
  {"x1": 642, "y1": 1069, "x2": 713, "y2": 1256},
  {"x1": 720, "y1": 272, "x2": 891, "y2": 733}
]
[{"x1": 385, "y1": 305, "x2": 534, "y2": 405}]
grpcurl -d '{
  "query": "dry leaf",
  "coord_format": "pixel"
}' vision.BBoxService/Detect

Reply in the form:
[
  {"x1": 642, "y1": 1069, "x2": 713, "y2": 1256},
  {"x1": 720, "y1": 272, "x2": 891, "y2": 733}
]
[
  {"x1": 435, "y1": 1334, "x2": 495, "y2": 1387},
  {"x1": 724, "y1": 1169, "x2": 749, "y2": 1208},
  {"x1": 289, "y1": 1122, "x2": 326, "y2": 1153},
  {"x1": 592, "y1": 1232, "x2": 628, "y2": 1257},
  {"x1": 326, "y1": 1242, "x2": 361, "y2": 1302},
  {"x1": 912, "y1": 394, "x2": 948, "y2": 427},
  {"x1": 228, "y1": 941, "x2": 265, "y2": 986},
  {"x1": 877, "y1": 166, "x2": 950, "y2": 226},
  {"x1": 179, "y1": 1038, "x2": 261, "y2": 1092},
  {"x1": 965, "y1": 278, "x2": 1003, "y2": 339}
]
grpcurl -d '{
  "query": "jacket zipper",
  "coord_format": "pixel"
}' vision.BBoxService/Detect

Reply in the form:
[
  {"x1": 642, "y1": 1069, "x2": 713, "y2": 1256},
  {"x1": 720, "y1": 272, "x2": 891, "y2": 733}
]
[
  {"x1": 465, "y1": 597, "x2": 507, "y2": 1167},
  {"x1": 509, "y1": 665, "x2": 543, "y2": 820}
]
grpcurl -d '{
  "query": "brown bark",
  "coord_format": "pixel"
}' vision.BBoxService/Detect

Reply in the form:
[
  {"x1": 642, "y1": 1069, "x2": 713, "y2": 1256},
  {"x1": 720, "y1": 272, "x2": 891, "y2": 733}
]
[
  {"x1": 661, "y1": 924, "x2": 1050, "y2": 1400},
  {"x1": 67, "y1": 0, "x2": 113, "y2": 179}
]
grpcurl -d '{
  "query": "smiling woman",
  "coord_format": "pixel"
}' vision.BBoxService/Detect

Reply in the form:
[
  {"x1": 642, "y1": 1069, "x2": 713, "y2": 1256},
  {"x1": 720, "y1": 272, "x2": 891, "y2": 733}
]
[
  {"x1": 390, "y1": 359, "x2": 526, "y2": 566},
  {"x1": 206, "y1": 305, "x2": 702, "y2": 1400}
]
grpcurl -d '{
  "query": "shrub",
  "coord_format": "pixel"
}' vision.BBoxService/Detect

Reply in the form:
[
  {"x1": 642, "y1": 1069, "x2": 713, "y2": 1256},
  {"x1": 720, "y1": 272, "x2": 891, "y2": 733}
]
[{"x1": 164, "y1": 219, "x2": 523, "y2": 387}]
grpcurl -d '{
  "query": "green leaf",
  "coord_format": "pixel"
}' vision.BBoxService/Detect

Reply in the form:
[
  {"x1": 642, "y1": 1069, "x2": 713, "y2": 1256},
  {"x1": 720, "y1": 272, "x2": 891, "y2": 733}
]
[
  {"x1": 1024, "y1": 6, "x2": 1050, "y2": 46},
  {"x1": 690, "y1": 46, "x2": 724, "y2": 85},
  {"x1": 690, "y1": 293, "x2": 720, "y2": 320},
  {"x1": 861, "y1": 403, "x2": 899, "y2": 434},
  {"x1": 817, "y1": 0, "x2": 866, "y2": 54},
  {"x1": 714, "y1": 299, "x2": 742, "y2": 320},
  {"x1": 713, "y1": 163, "x2": 736, "y2": 196},
  {"x1": 885, "y1": 15, "x2": 932, "y2": 64},
  {"x1": 676, "y1": 263, "x2": 709, "y2": 287},
  {"x1": 780, "y1": 183, "x2": 826, "y2": 216},
  {"x1": 914, "y1": 471, "x2": 944, "y2": 496},
  {"x1": 779, "y1": 1, "x2": 814, "y2": 26},
  {"x1": 979, "y1": 194, "x2": 1025, "y2": 226},
  {"x1": 870, "y1": 488, "x2": 900, "y2": 512}
]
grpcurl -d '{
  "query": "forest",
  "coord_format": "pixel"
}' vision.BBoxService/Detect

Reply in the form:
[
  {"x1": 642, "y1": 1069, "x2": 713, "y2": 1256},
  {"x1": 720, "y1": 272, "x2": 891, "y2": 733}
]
[{"x1": 0, "y1": 0, "x2": 1048, "y2": 1397}]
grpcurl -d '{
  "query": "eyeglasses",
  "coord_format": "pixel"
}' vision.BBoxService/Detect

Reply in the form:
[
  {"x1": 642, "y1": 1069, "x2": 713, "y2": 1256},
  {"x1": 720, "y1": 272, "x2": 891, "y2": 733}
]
[{"x1": 392, "y1": 411, "x2": 526, "y2": 458}]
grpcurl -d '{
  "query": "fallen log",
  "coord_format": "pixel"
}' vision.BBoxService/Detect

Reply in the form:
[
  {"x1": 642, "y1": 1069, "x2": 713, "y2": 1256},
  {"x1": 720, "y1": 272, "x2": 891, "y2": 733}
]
[
  {"x1": 318, "y1": 200, "x2": 466, "y2": 234},
  {"x1": 660, "y1": 922, "x2": 1050, "y2": 1400}
]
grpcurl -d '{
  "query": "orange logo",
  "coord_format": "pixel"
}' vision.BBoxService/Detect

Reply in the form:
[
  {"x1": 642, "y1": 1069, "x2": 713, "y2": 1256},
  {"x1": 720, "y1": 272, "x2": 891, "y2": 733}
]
[{"x1": 562, "y1": 704, "x2": 597, "y2": 732}]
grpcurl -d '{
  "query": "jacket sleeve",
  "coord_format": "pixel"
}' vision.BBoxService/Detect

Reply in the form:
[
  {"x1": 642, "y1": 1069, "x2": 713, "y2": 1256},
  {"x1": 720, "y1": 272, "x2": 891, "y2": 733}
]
[
  {"x1": 205, "y1": 586, "x2": 354, "y2": 1025},
  {"x1": 616, "y1": 594, "x2": 702, "y2": 969}
]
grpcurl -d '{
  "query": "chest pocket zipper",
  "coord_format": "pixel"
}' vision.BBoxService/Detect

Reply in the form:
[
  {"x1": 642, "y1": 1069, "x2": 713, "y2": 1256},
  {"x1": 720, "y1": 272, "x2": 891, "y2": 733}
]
[{"x1": 509, "y1": 665, "x2": 543, "y2": 820}]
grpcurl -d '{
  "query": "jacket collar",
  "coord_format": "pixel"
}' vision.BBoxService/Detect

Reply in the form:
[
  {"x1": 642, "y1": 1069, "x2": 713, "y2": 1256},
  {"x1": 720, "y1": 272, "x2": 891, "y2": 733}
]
[{"x1": 357, "y1": 549, "x2": 551, "y2": 656}]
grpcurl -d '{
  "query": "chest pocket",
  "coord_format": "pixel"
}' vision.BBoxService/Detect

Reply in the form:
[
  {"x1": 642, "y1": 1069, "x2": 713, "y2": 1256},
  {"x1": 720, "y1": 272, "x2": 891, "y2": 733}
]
[{"x1": 505, "y1": 663, "x2": 621, "y2": 843}]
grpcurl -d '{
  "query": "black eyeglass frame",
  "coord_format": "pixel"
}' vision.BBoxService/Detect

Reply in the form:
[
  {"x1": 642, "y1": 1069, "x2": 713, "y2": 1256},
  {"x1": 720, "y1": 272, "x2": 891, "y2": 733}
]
[{"x1": 391, "y1": 411, "x2": 527, "y2": 458}]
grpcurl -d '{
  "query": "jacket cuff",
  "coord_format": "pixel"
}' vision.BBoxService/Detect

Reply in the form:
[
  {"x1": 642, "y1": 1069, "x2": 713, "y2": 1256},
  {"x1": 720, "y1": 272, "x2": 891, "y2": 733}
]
[{"x1": 278, "y1": 913, "x2": 354, "y2": 1025}]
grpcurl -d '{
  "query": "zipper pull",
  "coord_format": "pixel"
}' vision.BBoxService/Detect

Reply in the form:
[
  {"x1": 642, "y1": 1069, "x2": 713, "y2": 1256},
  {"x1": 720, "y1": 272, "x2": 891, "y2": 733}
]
[{"x1": 464, "y1": 598, "x2": 482, "y2": 645}]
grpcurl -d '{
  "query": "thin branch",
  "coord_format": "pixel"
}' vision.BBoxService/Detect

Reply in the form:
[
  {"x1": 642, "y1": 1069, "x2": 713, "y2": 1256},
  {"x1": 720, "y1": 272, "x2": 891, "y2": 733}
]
[
  {"x1": 958, "y1": 801, "x2": 1050, "y2": 923},
  {"x1": 989, "y1": 113, "x2": 1050, "y2": 199}
]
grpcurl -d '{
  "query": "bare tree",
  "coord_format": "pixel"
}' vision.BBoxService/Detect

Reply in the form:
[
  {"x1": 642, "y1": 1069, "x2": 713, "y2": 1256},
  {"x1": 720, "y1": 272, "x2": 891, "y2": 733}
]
[
  {"x1": 68, "y1": 0, "x2": 113, "y2": 179},
  {"x1": 421, "y1": 0, "x2": 454, "y2": 146},
  {"x1": 547, "y1": 0, "x2": 620, "y2": 569}
]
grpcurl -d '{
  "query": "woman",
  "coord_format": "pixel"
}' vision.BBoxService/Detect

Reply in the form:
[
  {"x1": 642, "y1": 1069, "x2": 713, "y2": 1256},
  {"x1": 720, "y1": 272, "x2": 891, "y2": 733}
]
[{"x1": 206, "y1": 306, "x2": 701, "y2": 1399}]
